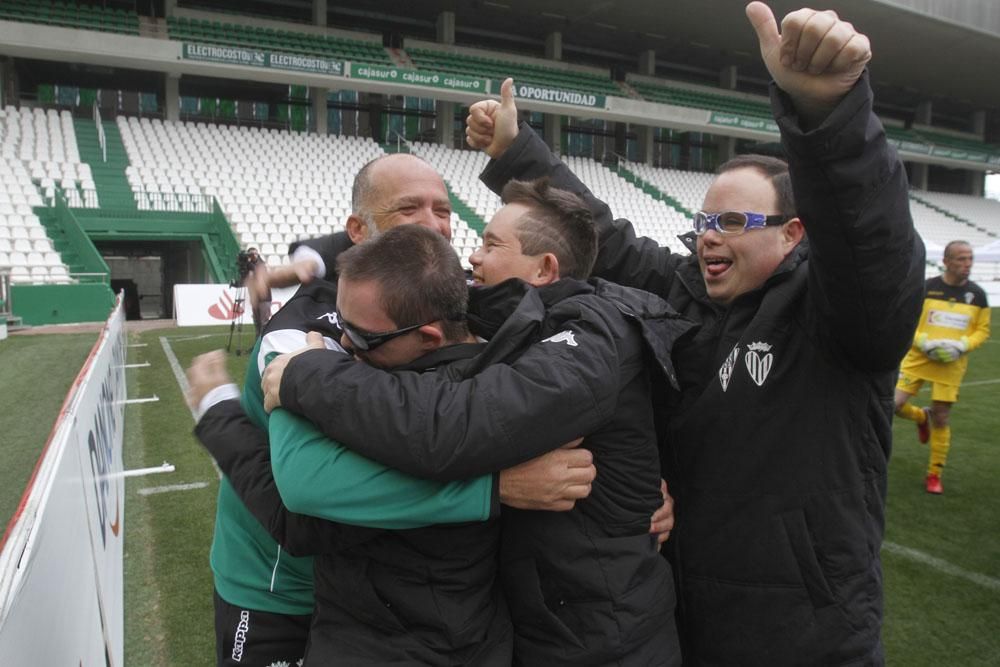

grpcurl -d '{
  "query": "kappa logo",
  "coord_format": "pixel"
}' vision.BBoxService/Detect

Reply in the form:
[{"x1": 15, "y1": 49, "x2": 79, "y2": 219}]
[
  {"x1": 232, "y1": 610, "x2": 250, "y2": 662},
  {"x1": 965, "y1": 291, "x2": 974, "y2": 304},
  {"x1": 316, "y1": 311, "x2": 339, "y2": 326},
  {"x1": 744, "y1": 341, "x2": 774, "y2": 387},
  {"x1": 718, "y1": 345, "x2": 739, "y2": 392},
  {"x1": 208, "y1": 291, "x2": 244, "y2": 321},
  {"x1": 542, "y1": 330, "x2": 578, "y2": 347}
]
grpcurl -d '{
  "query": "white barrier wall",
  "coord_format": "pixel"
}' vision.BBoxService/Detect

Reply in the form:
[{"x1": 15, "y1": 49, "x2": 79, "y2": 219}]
[
  {"x1": 0, "y1": 296, "x2": 126, "y2": 665},
  {"x1": 174, "y1": 283, "x2": 299, "y2": 326}
]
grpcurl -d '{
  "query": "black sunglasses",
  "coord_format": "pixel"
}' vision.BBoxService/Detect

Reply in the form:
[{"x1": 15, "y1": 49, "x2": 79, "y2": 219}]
[
  {"x1": 337, "y1": 312, "x2": 462, "y2": 351},
  {"x1": 337, "y1": 316, "x2": 429, "y2": 352}
]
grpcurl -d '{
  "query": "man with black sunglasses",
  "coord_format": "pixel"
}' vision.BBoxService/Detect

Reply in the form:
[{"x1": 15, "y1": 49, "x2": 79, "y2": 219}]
[
  {"x1": 194, "y1": 226, "x2": 527, "y2": 664},
  {"x1": 458, "y1": 3, "x2": 926, "y2": 664}
]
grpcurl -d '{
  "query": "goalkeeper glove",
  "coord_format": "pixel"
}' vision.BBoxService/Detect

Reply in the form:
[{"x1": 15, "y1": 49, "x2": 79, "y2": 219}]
[{"x1": 927, "y1": 338, "x2": 968, "y2": 363}]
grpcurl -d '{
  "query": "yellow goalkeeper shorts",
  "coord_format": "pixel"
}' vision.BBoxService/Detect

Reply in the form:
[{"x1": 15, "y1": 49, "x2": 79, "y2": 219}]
[{"x1": 896, "y1": 372, "x2": 960, "y2": 403}]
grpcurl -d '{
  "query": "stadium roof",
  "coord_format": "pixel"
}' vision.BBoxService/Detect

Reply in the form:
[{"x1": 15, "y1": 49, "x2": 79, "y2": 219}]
[{"x1": 324, "y1": 0, "x2": 1000, "y2": 124}]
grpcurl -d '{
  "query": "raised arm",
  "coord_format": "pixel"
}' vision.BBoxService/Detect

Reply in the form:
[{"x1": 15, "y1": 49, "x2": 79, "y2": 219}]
[
  {"x1": 470, "y1": 79, "x2": 684, "y2": 295},
  {"x1": 747, "y1": 2, "x2": 925, "y2": 370}
]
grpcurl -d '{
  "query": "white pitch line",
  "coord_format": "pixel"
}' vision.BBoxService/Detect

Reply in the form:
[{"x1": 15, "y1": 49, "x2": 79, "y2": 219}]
[
  {"x1": 961, "y1": 377, "x2": 1000, "y2": 387},
  {"x1": 165, "y1": 333, "x2": 231, "y2": 343},
  {"x1": 158, "y1": 336, "x2": 223, "y2": 480},
  {"x1": 137, "y1": 482, "x2": 210, "y2": 496},
  {"x1": 882, "y1": 541, "x2": 1000, "y2": 592}
]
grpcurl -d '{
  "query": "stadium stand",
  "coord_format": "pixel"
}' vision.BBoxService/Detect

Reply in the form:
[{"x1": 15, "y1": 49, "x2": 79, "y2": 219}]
[
  {"x1": 0, "y1": 0, "x2": 139, "y2": 35},
  {"x1": 908, "y1": 193, "x2": 997, "y2": 256},
  {"x1": 910, "y1": 191, "x2": 1000, "y2": 278},
  {"x1": 407, "y1": 47, "x2": 620, "y2": 97},
  {"x1": 116, "y1": 118, "x2": 480, "y2": 267},
  {"x1": 630, "y1": 79, "x2": 773, "y2": 119},
  {"x1": 166, "y1": 16, "x2": 393, "y2": 65},
  {"x1": 0, "y1": 106, "x2": 83, "y2": 284},
  {"x1": 561, "y1": 155, "x2": 692, "y2": 250},
  {"x1": 919, "y1": 190, "x2": 1000, "y2": 233},
  {"x1": 624, "y1": 162, "x2": 714, "y2": 216}
]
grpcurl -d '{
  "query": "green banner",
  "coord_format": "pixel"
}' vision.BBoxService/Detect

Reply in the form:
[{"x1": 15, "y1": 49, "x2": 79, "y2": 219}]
[
  {"x1": 485, "y1": 80, "x2": 605, "y2": 108},
  {"x1": 183, "y1": 43, "x2": 266, "y2": 67},
  {"x1": 348, "y1": 63, "x2": 487, "y2": 93},
  {"x1": 269, "y1": 52, "x2": 343, "y2": 76},
  {"x1": 182, "y1": 43, "x2": 343, "y2": 76},
  {"x1": 707, "y1": 112, "x2": 778, "y2": 134}
]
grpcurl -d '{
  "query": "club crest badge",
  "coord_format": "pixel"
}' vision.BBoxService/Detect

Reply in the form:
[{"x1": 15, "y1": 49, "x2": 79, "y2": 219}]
[
  {"x1": 744, "y1": 341, "x2": 774, "y2": 387},
  {"x1": 718, "y1": 345, "x2": 740, "y2": 392}
]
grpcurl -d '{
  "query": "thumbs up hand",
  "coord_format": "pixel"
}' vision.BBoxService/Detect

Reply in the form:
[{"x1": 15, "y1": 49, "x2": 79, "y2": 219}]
[
  {"x1": 746, "y1": 2, "x2": 871, "y2": 125},
  {"x1": 466, "y1": 77, "x2": 520, "y2": 159}
]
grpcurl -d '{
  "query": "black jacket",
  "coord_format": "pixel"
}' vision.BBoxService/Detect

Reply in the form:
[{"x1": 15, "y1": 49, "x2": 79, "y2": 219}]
[
  {"x1": 279, "y1": 277, "x2": 692, "y2": 665},
  {"x1": 198, "y1": 282, "x2": 512, "y2": 666},
  {"x1": 307, "y1": 343, "x2": 512, "y2": 667},
  {"x1": 480, "y1": 74, "x2": 926, "y2": 665}
]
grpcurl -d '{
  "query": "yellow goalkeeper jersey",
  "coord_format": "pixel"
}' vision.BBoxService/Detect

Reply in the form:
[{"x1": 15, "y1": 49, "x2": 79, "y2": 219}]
[{"x1": 900, "y1": 276, "x2": 991, "y2": 385}]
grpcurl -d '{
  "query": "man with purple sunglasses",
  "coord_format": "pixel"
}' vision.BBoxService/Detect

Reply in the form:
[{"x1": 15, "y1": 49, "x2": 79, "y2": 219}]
[{"x1": 464, "y1": 3, "x2": 926, "y2": 664}]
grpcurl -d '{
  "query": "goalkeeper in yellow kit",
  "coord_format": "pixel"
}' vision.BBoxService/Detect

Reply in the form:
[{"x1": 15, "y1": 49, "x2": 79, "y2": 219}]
[{"x1": 895, "y1": 240, "x2": 991, "y2": 494}]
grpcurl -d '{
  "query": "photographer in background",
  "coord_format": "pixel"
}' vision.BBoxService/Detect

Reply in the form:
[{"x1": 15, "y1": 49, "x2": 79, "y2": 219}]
[{"x1": 237, "y1": 247, "x2": 269, "y2": 338}]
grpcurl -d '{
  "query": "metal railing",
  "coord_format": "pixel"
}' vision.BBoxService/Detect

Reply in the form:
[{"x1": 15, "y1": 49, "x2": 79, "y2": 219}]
[{"x1": 135, "y1": 190, "x2": 215, "y2": 214}]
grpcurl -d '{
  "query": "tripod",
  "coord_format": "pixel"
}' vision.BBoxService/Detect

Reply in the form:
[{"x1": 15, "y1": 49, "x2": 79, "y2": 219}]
[{"x1": 225, "y1": 283, "x2": 248, "y2": 356}]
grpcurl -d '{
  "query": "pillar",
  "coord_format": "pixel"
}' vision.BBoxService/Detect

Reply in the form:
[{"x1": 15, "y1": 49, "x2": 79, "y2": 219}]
[
  {"x1": 436, "y1": 101, "x2": 455, "y2": 148},
  {"x1": 311, "y1": 87, "x2": 328, "y2": 135},
  {"x1": 719, "y1": 65, "x2": 738, "y2": 90},
  {"x1": 313, "y1": 0, "x2": 327, "y2": 27},
  {"x1": 717, "y1": 136, "x2": 736, "y2": 164},
  {"x1": 545, "y1": 31, "x2": 562, "y2": 61},
  {"x1": 638, "y1": 49, "x2": 656, "y2": 76},
  {"x1": 544, "y1": 114, "x2": 562, "y2": 155},
  {"x1": 636, "y1": 125, "x2": 655, "y2": 164},
  {"x1": 165, "y1": 73, "x2": 180, "y2": 122},
  {"x1": 915, "y1": 100, "x2": 932, "y2": 126},
  {"x1": 436, "y1": 11, "x2": 455, "y2": 44},
  {"x1": 910, "y1": 162, "x2": 929, "y2": 191}
]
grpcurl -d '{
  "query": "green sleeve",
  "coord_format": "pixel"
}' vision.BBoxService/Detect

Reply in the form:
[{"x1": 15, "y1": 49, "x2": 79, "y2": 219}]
[
  {"x1": 240, "y1": 339, "x2": 268, "y2": 430},
  {"x1": 269, "y1": 408, "x2": 497, "y2": 529}
]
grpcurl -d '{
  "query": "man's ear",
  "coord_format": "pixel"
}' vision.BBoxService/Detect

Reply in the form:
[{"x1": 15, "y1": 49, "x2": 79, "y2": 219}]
[
  {"x1": 346, "y1": 215, "x2": 369, "y2": 244},
  {"x1": 782, "y1": 218, "x2": 805, "y2": 249},
  {"x1": 417, "y1": 323, "x2": 446, "y2": 351},
  {"x1": 528, "y1": 253, "x2": 561, "y2": 286}
]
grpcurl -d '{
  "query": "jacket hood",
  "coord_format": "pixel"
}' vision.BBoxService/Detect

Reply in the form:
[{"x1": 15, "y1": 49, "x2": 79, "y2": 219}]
[{"x1": 467, "y1": 277, "x2": 594, "y2": 340}]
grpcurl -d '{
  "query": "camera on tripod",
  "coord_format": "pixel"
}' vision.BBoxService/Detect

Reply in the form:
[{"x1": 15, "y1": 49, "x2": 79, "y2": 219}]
[{"x1": 230, "y1": 248, "x2": 260, "y2": 288}]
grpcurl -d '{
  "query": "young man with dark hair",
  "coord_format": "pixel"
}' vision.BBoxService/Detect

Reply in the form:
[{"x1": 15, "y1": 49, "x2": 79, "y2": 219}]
[
  {"x1": 461, "y1": 3, "x2": 926, "y2": 664},
  {"x1": 467, "y1": 178, "x2": 597, "y2": 288},
  {"x1": 894, "y1": 240, "x2": 991, "y2": 494},
  {"x1": 262, "y1": 179, "x2": 692, "y2": 665}
]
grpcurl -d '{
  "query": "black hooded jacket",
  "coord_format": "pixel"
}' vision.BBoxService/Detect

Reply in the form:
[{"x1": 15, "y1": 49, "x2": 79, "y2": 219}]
[
  {"x1": 278, "y1": 277, "x2": 693, "y2": 665},
  {"x1": 478, "y1": 74, "x2": 926, "y2": 665}
]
